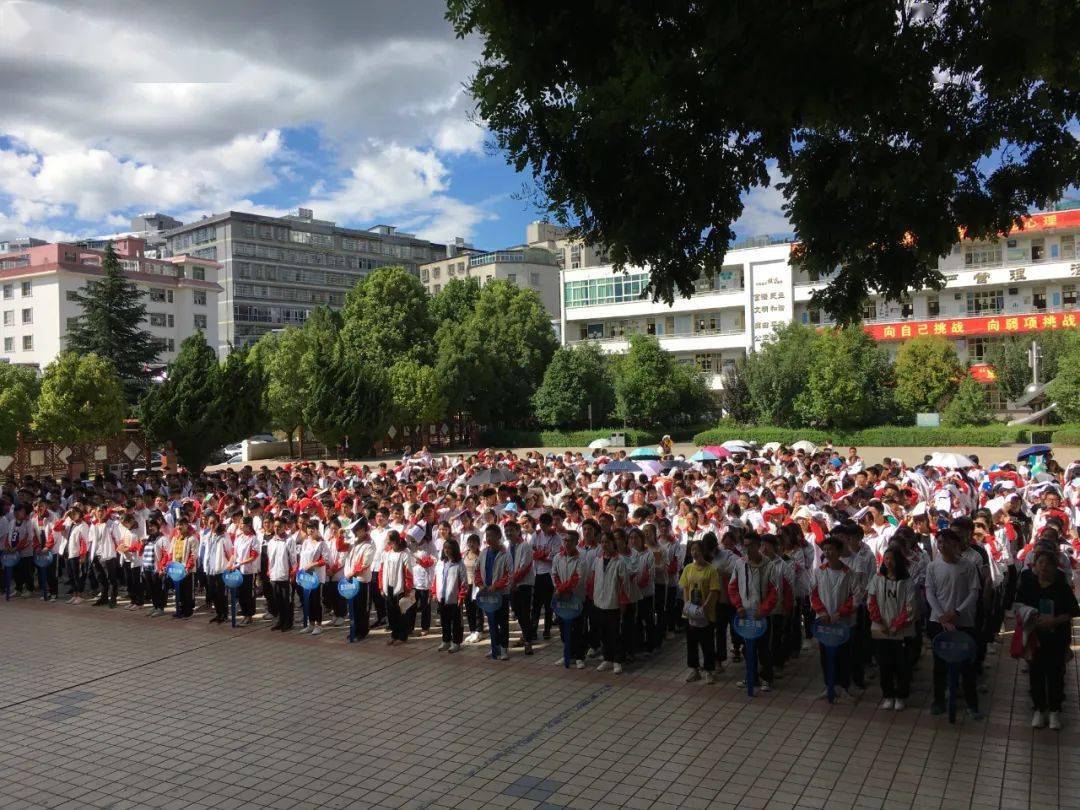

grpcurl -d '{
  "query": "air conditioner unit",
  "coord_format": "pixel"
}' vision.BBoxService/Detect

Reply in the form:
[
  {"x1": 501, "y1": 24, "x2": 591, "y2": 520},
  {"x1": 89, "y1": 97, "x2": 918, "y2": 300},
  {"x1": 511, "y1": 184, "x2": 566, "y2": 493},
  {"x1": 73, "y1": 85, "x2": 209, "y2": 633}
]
[{"x1": 1008, "y1": 287, "x2": 1019, "y2": 295}]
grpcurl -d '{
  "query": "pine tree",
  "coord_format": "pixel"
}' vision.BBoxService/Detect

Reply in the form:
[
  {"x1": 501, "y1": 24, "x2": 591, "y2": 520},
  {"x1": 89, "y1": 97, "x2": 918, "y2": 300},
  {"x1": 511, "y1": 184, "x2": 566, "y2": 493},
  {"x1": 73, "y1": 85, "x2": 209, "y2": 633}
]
[{"x1": 66, "y1": 242, "x2": 161, "y2": 401}]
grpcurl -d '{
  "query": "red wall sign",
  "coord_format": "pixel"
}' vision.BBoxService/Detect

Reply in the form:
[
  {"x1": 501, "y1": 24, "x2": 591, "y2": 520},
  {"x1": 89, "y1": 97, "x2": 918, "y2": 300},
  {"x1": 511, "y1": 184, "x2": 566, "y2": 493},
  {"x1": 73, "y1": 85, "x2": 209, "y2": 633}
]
[
  {"x1": 865, "y1": 311, "x2": 1080, "y2": 341},
  {"x1": 969, "y1": 364, "x2": 997, "y2": 383}
]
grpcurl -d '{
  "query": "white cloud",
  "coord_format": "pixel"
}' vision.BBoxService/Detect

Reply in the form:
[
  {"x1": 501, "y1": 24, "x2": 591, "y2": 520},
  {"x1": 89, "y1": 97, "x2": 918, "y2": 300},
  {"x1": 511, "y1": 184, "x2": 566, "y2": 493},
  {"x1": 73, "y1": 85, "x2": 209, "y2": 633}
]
[{"x1": 733, "y1": 164, "x2": 792, "y2": 238}]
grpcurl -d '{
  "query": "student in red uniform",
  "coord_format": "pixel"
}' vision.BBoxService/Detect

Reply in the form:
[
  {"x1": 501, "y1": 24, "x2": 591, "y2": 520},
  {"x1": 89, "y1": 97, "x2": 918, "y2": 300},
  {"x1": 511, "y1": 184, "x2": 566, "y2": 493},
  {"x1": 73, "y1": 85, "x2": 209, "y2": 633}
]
[
  {"x1": 868, "y1": 546, "x2": 916, "y2": 710},
  {"x1": 811, "y1": 534, "x2": 857, "y2": 701}
]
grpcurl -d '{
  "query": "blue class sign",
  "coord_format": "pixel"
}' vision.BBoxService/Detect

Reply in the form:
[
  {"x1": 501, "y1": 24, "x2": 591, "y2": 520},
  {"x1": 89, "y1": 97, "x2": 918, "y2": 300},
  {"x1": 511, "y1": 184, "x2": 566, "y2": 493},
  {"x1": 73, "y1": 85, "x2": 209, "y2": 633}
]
[
  {"x1": 295, "y1": 571, "x2": 319, "y2": 592},
  {"x1": 34, "y1": 551, "x2": 55, "y2": 568},
  {"x1": 221, "y1": 569, "x2": 243, "y2": 589},
  {"x1": 165, "y1": 561, "x2": 187, "y2": 583},
  {"x1": 552, "y1": 595, "x2": 583, "y2": 621},
  {"x1": 732, "y1": 616, "x2": 768, "y2": 640},
  {"x1": 337, "y1": 578, "x2": 360, "y2": 599},
  {"x1": 476, "y1": 591, "x2": 503, "y2": 615},
  {"x1": 932, "y1": 630, "x2": 978, "y2": 665},
  {"x1": 1, "y1": 552, "x2": 19, "y2": 569},
  {"x1": 813, "y1": 621, "x2": 852, "y2": 648}
]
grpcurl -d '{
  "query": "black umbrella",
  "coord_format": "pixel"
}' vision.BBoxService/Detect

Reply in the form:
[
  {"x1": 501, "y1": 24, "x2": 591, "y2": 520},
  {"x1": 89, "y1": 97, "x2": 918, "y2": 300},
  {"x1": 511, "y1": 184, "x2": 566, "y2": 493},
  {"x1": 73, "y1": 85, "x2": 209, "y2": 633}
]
[
  {"x1": 465, "y1": 467, "x2": 517, "y2": 486},
  {"x1": 661, "y1": 460, "x2": 691, "y2": 471}
]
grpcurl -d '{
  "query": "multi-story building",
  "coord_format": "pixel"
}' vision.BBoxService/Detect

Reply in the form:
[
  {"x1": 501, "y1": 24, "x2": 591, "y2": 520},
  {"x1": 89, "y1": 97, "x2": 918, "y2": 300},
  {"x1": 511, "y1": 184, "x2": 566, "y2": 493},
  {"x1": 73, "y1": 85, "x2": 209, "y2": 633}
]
[
  {"x1": 164, "y1": 208, "x2": 447, "y2": 352},
  {"x1": 420, "y1": 242, "x2": 563, "y2": 318},
  {"x1": 0, "y1": 237, "x2": 220, "y2": 371},
  {"x1": 561, "y1": 207, "x2": 1080, "y2": 391},
  {"x1": 0, "y1": 236, "x2": 47, "y2": 254},
  {"x1": 79, "y1": 213, "x2": 183, "y2": 259},
  {"x1": 526, "y1": 221, "x2": 608, "y2": 269}
]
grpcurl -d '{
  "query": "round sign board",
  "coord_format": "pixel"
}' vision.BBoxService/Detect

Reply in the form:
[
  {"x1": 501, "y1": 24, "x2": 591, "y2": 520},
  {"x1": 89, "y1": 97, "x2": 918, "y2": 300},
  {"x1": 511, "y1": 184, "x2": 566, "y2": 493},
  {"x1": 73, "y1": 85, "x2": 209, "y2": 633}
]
[
  {"x1": 552, "y1": 595, "x2": 583, "y2": 621},
  {"x1": 932, "y1": 630, "x2": 978, "y2": 665},
  {"x1": 165, "y1": 561, "x2": 187, "y2": 583},
  {"x1": 221, "y1": 569, "x2": 243, "y2": 589},
  {"x1": 1, "y1": 552, "x2": 20, "y2": 569},
  {"x1": 476, "y1": 591, "x2": 503, "y2": 615},
  {"x1": 295, "y1": 571, "x2": 319, "y2": 592},
  {"x1": 34, "y1": 551, "x2": 55, "y2": 568},
  {"x1": 337, "y1": 578, "x2": 361, "y2": 599},
  {"x1": 813, "y1": 621, "x2": 852, "y2": 648},
  {"x1": 732, "y1": 616, "x2": 768, "y2": 640}
]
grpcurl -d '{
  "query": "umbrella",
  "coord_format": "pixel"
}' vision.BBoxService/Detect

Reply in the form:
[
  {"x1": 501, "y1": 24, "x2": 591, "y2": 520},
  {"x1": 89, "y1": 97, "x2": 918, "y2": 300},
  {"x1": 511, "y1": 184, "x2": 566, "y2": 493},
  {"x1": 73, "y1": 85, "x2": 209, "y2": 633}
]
[
  {"x1": 689, "y1": 449, "x2": 720, "y2": 463},
  {"x1": 761, "y1": 441, "x2": 782, "y2": 454},
  {"x1": 588, "y1": 437, "x2": 612, "y2": 450},
  {"x1": 722, "y1": 440, "x2": 754, "y2": 453},
  {"x1": 792, "y1": 440, "x2": 818, "y2": 454},
  {"x1": 628, "y1": 447, "x2": 661, "y2": 460},
  {"x1": 465, "y1": 467, "x2": 518, "y2": 486},
  {"x1": 1017, "y1": 444, "x2": 1051, "y2": 461},
  {"x1": 699, "y1": 445, "x2": 733, "y2": 458},
  {"x1": 636, "y1": 460, "x2": 664, "y2": 477},
  {"x1": 928, "y1": 452, "x2": 975, "y2": 470},
  {"x1": 602, "y1": 460, "x2": 642, "y2": 473},
  {"x1": 661, "y1": 459, "x2": 691, "y2": 471}
]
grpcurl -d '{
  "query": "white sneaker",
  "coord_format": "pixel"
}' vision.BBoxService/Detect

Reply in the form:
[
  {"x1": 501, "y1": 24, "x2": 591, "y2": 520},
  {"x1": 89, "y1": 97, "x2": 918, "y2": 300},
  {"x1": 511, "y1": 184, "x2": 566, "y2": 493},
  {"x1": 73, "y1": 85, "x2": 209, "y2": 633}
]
[
  {"x1": 575, "y1": 660, "x2": 585, "y2": 669},
  {"x1": 299, "y1": 625, "x2": 313, "y2": 634},
  {"x1": 310, "y1": 626, "x2": 323, "y2": 636},
  {"x1": 71, "y1": 596, "x2": 83, "y2": 605},
  {"x1": 466, "y1": 631, "x2": 480, "y2": 644},
  {"x1": 815, "y1": 688, "x2": 830, "y2": 700},
  {"x1": 586, "y1": 647, "x2": 601, "y2": 659},
  {"x1": 612, "y1": 663, "x2": 623, "y2": 674},
  {"x1": 1048, "y1": 712, "x2": 1062, "y2": 730},
  {"x1": 704, "y1": 672, "x2": 716, "y2": 685},
  {"x1": 126, "y1": 603, "x2": 139, "y2": 611},
  {"x1": 449, "y1": 643, "x2": 461, "y2": 653},
  {"x1": 893, "y1": 699, "x2": 905, "y2": 711},
  {"x1": 553, "y1": 657, "x2": 567, "y2": 666},
  {"x1": 759, "y1": 680, "x2": 772, "y2": 692},
  {"x1": 1032, "y1": 710, "x2": 1047, "y2": 728},
  {"x1": 685, "y1": 668, "x2": 702, "y2": 683},
  {"x1": 596, "y1": 661, "x2": 613, "y2": 672},
  {"x1": 65, "y1": 596, "x2": 75, "y2": 604},
  {"x1": 497, "y1": 650, "x2": 509, "y2": 661},
  {"x1": 879, "y1": 698, "x2": 895, "y2": 710},
  {"x1": 438, "y1": 642, "x2": 451, "y2": 652}
]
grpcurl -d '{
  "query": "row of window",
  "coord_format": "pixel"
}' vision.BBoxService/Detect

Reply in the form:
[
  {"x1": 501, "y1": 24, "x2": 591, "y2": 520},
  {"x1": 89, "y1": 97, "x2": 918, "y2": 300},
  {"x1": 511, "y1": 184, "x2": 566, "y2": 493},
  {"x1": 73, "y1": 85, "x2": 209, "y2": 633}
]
[
  {"x1": 1, "y1": 308, "x2": 33, "y2": 326},
  {"x1": 232, "y1": 221, "x2": 433, "y2": 261},
  {"x1": 1, "y1": 281, "x2": 33, "y2": 299},
  {"x1": 170, "y1": 225, "x2": 217, "y2": 250},
  {"x1": 232, "y1": 241, "x2": 390, "y2": 271},
  {"x1": 2, "y1": 335, "x2": 33, "y2": 352},
  {"x1": 234, "y1": 282, "x2": 345, "y2": 307},
  {"x1": 964, "y1": 235, "x2": 1076, "y2": 268},
  {"x1": 233, "y1": 304, "x2": 309, "y2": 324},
  {"x1": 234, "y1": 261, "x2": 358, "y2": 289},
  {"x1": 564, "y1": 274, "x2": 650, "y2": 308},
  {"x1": 861, "y1": 284, "x2": 1078, "y2": 321}
]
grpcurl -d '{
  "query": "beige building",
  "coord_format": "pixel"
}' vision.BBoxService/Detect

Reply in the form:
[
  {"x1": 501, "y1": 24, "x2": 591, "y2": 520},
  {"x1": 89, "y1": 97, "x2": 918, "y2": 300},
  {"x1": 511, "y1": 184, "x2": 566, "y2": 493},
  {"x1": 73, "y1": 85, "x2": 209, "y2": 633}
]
[
  {"x1": 420, "y1": 243, "x2": 562, "y2": 318},
  {"x1": 526, "y1": 221, "x2": 609, "y2": 270}
]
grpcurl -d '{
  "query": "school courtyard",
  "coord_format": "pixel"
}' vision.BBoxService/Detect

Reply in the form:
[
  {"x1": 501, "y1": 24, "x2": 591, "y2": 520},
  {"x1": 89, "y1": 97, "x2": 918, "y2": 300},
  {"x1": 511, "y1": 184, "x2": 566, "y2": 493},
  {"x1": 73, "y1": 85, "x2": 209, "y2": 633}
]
[{"x1": 1, "y1": 599, "x2": 1077, "y2": 810}]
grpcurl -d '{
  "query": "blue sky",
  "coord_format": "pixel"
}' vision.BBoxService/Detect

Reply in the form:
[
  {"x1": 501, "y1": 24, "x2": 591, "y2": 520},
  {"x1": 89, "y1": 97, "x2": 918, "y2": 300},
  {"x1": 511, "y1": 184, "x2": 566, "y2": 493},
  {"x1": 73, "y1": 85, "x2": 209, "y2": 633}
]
[{"x1": 0, "y1": 0, "x2": 791, "y2": 250}]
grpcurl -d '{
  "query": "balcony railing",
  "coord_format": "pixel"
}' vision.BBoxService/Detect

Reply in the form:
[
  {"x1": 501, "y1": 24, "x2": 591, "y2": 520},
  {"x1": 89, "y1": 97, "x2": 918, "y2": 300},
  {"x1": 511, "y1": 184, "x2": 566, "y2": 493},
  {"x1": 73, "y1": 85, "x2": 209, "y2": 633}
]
[
  {"x1": 863, "y1": 301, "x2": 1077, "y2": 325},
  {"x1": 570, "y1": 327, "x2": 745, "y2": 344}
]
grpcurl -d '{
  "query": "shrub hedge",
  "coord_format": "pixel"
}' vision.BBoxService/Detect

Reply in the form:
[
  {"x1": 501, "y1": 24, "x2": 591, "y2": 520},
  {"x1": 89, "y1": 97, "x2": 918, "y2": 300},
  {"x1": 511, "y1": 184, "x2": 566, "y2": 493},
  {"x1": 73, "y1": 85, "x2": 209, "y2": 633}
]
[{"x1": 692, "y1": 423, "x2": 1023, "y2": 448}]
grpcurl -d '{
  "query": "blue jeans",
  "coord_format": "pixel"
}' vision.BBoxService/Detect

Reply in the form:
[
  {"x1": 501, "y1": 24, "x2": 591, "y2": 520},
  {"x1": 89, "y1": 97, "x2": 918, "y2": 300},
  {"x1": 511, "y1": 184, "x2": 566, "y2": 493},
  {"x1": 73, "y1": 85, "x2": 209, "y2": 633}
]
[{"x1": 488, "y1": 596, "x2": 509, "y2": 657}]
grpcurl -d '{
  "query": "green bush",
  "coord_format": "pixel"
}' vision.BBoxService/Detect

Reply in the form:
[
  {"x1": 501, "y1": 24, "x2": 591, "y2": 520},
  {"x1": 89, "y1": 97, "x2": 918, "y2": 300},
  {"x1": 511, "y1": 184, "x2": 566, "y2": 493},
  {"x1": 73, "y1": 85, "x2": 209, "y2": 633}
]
[
  {"x1": 692, "y1": 423, "x2": 1022, "y2": 447},
  {"x1": 1015, "y1": 424, "x2": 1080, "y2": 444},
  {"x1": 479, "y1": 427, "x2": 662, "y2": 448},
  {"x1": 1048, "y1": 427, "x2": 1080, "y2": 446}
]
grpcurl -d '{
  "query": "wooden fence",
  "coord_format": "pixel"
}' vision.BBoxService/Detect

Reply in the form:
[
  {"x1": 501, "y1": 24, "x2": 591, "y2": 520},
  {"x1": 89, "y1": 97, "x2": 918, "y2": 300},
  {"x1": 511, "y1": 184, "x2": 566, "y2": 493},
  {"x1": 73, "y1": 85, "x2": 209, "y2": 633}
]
[{"x1": 1, "y1": 426, "x2": 151, "y2": 481}]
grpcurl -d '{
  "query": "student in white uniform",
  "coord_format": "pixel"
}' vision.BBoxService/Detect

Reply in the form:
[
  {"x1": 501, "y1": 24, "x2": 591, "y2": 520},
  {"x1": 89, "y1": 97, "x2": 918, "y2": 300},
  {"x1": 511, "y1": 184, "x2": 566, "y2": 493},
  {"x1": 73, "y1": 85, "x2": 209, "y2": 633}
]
[{"x1": 434, "y1": 538, "x2": 466, "y2": 651}]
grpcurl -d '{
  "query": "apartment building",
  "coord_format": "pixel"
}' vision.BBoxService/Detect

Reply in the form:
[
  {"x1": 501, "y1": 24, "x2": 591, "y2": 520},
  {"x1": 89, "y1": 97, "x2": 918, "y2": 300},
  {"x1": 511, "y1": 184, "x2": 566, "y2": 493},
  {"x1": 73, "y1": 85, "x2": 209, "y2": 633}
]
[
  {"x1": 164, "y1": 208, "x2": 446, "y2": 352},
  {"x1": 526, "y1": 220, "x2": 609, "y2": 270},
  {"x1": 0, "y1": 237, "x2": 220, "y2": 371},
  {"x1": 561, "y1": 207, "x2": 1080, "y2": 390}
]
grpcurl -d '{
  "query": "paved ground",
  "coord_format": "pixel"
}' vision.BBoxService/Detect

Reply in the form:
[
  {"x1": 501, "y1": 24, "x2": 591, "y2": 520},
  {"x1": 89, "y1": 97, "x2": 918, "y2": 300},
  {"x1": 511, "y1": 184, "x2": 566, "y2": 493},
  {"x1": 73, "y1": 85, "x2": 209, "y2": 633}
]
[{"x1": 1, "y1": 595, "x2": 1077, "y2": 810}]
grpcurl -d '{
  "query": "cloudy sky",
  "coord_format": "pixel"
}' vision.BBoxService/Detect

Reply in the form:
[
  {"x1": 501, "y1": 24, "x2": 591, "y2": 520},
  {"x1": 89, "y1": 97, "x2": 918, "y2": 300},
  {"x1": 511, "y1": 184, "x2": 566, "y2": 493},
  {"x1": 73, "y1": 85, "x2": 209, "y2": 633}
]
[{"x1": 0, "y1": 0, "x2": 791, "y2": 249}]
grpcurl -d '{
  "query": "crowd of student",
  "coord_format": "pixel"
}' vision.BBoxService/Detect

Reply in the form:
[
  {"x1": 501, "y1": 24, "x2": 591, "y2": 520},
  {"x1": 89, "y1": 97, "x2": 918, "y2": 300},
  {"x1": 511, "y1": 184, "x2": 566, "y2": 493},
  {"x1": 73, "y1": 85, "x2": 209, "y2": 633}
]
[{"x1": 2, "y1": 442, "x2": 1077, "y2": 729}]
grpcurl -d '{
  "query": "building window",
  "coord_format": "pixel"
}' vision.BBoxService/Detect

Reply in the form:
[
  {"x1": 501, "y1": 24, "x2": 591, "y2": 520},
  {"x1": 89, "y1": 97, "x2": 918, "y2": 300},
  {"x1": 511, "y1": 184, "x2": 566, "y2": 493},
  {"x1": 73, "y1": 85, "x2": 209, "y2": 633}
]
[
  {"x1": 194, "y1": 314, "x2": 207, "y2": 330},
  {"x1": 966, "y1": 336, "x2": 991, "y2": 362},
  {"x1": 65, "y1": 290, "x2": 80, "y2": 302},
  {"x1": 1031, "y1": 238, "x2": 1045, "y2": 262},
  {"x1": 694, "y1": 353, "x2": 716, "y2": 373},
  {"x1": 862, "y1": 301, "x2": 878, "y2": 320},
  {"x1": 563, "y1": 273, "x2": 650, "y2": 308},
  {"x1": 1032, "y1": 287, "x2": 1047, "y2": 311},
  {"x1": 21, "y1": 308, "x2": 32, "y2": 325},
  {"x1": 1061, "y1": 235, "x2": 1076, "y2": 260},
  {"x1": 20, "y1": 281, "x2": 31, "y2": 297},
  {"x1": 927, "y1": 296, "x2": 940, "y2": 317},
  {"x1": 421, "y1": 269, "x2": 430, "y2": 282},
  {"x1": 432, "y1": 284, "x2": 441, "y2": 294},
  {"x1": 22, "y1": 335, "x2": 32, "y2": 351},
  {"x1": 2, "y1": 284, "x2": 11, "y2": 300},
  {"x1": 192, "y1": 267, "x2": 206, "y2": 280},
  {"x1": 966, "y1": 288, "x2": 1003, "y2": 315},
  {"x1": 2, "y1": 337, "x2": 11, "y2": 352},
  {"x1": 964, "y1": 243, "x2": 1002, "y2": 268},
  {"x1": 193, "y1": 291, "x2": 207, "y2": 306},
  {"x1": 149, "y1": 313, "x2": 168, "y2": 328},
  {"x1": 149, "y1": 288, "x2": 166, "y2": 303},
  {"x1": 530, "y1": 272, "x2": 540, "y2": 286},
  {"x1": 507, "y1": 273, "x2": 516, "y2": 285},
  {"x1": 1063, "y1": 284, "x2": 1077, "y2": 307},
  {"x1": 66, "y1": 317, "x2": 79, "y2": 332},
  {"x1": 2, "y1": 310, "x2": 11, "y2": 326}
]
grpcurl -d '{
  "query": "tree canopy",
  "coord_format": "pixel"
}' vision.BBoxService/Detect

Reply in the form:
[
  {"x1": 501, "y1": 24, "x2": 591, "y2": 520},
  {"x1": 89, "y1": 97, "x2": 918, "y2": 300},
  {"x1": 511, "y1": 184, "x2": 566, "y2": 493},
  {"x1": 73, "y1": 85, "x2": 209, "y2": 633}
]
[
  {"x1": 65, "y1": 241, "x2": 161, "y2": 400},
  {"x1": 1046, "y1": 331, "x2": 1080, "y2": 421},
  {"x1": 532, "y1": 342, "x2": 615, "y2": 428},
  {"x1": 340, "y1": 266, "x2": 433, "y2": 366},
  {"x1": 795, "y1": 327, "x2": 894, "y2": 429},
  {"x1": 449, "y1": 1, "x2": 1080, "y2": 321},
  {"x1": 0, "y1": 364, "x2": 40, "y2": 454},
  {"x1": 304, "y1": 342, "x2": 392, "y2": 452},
  {"x1": 612, "y1": 334, "x2": 711, "y2": 427},
  {"x1": 743, "y1": 323, "x2": 821, "y2": 426},
  {"x1": 943, "y1": 375, "x2": 994, "y2": 427},
  {"x1": 33, "y1": 352, "x2": 126, "y2": 445},
  {"x1": 893, "y1": 336, "x2": 963, "y2": 415}
]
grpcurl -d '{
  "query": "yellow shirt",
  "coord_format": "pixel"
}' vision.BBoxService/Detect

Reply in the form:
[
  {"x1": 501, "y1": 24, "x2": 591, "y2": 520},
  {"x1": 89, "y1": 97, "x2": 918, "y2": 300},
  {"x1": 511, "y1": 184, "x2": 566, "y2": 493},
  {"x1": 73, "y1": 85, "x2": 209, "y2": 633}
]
[{"x1": 679, "y1": 561, "x2": 721, "y2": 623}]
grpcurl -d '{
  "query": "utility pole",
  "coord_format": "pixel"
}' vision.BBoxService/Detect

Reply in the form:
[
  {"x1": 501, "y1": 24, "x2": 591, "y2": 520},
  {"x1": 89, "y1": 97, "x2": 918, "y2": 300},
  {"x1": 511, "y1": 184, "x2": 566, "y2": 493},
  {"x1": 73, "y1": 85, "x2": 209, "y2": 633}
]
[{"x1": 1027, "y1": 340, "x2": 1042, "y2": 391}]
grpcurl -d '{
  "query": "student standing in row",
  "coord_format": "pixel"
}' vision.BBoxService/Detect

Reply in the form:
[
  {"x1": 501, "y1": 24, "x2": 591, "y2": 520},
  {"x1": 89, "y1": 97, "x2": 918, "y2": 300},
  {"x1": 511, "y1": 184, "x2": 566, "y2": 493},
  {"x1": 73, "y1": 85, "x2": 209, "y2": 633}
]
[
  {"x1": 680, "y1": 540, "x2": 720, "y2": 684},
  {"x1": 435, "y1": 538, "x2": 466, "y2": 652},
  {"x1": 868, "y1": 546, "x2": 916, "y2": 710}
]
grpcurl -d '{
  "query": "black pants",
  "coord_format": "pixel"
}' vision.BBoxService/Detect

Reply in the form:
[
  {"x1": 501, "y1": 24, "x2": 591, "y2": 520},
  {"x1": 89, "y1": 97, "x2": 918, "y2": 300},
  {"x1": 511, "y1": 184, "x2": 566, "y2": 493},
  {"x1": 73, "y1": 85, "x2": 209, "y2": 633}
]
[
  {"x1": 559, "y1": 613, "x2": 586, "y2": 662},
  {"x1": 585, "y1": 600, "x2": 601, "y2": 651},
  {"x1": 271, "y1": 581, "x2": 294, "y2": 629},
  {"x1": 84, "y1": 557, "x2": 99, "y2": 593},
  {"x1": 1029, "y1": 636, "x2": 1067, "y2": 712},
  {"x1": 464, "y1": 589, "x2": 484, "y2": 633},
  {"x1": 302, "y1": 584, "x2": 323, "y2": 625},
  {"x1": 819, "y1": 638, "x2": 852, "y2": 690},
  {"x1": 716, "y1": 603, "x2": 736, "y2": 662},
  {"x1": 409, "y1": 589, "x2": 431, "y2": 633},
  {"x1": 509, "y1": 585, "x2": 533, "y2": 646},
  {"x1": 323, "y1": 580, "x2": 346, "y2": 619},
  {"x1": 206, "y1": 574, "x2": 228, "y2": 620},
  {"x1": 238, "y1": 573, "x2": 256, "y2": 617},
  {"x1": 352, "y1": 582, "x2": 371, "y2": 639},
  {"x1": 143, "y1": 570, "x2": 165, "y2": 610},
  {"x1": 94, "y1": 558, "x2": 120, "y2": 604},
  {"x1": 636, "y1": 596, "x2": 656, "y2": 653},
  {"x1": 173, "y1": 573, "x2": 195, "y2": 617},
  {"x1": 875, "y1": 638, "x2": 912, "y2": 699},
  {"x1": 1003, "y1": 565, "x2": 1018, "y2": 610},
  {"x1": 371, "y1": 576, "x2": 387, "y2": 623},
  {"x1": 259, "y1": 571, "x2": 275, "y2": 617},
  {"x1": 43, "y1": 557, "x2": 59, "y2": 598},
  {"x1": 687, "y1": 622, "x2": 716, "y2": 671},
  {"x1": 532, "y1": 573, "x2": 554, "y2": 637},
  {"x1": 13, "y1": 557, "x2": 33, "y2": 594},
  {"x1": 652, "y1": 587, "x2": 667, "y2": 649},
  {"x1": 751, "y1": 621, "x2": 774, "y2": 685},
  {"x1": 123, "y1": 561, "x2": 144, "y2": 606},
  {"x1": 66, "y1": 557, "x2": 86, "y2": 595},
  {"x1": 928, "y1": 623, "x2": 978, "y2": 710},
  {"x1": 596, "y1": 607, "x2": 623, "y2": 663},
  {"x1": 769, "y1": 614, "x2": 789, "y2": 669},
  {"x1": 850, "y1": 605, "x2": 871, "y2": 688},
  {"x1": 439, "y1": 601, "x2": 463, "y2": 644},
  {"x1": 386, "y1": 589, "x2": 410, "y2": 641},
  {"x1": 620, "y1": 601, "x2": 637, "y2": 658}
]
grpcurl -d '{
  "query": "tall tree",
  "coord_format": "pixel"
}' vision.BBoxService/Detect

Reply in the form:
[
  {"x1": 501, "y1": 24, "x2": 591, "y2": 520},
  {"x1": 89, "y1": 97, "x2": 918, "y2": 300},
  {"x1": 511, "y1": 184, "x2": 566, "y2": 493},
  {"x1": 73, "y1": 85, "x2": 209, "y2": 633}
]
[
  {"x1": 795, "y1": 327, "x2": 894, "y2": 429},
  {"x1": 65, "y1": 241, "x2": 161, "y2": 400},
  {"x1": 388, "y1": 359, "x2": 449, "y2": 427},
  {"x1": 532, "y1": 342, "x2": 615, "y2": 428},
  {"x1": 942, "y1": 375, "x2": 994, "y2": 427},
  {"x1": 717, "y1": 355, "x2": 755, "y2": 424},
  {"x1": 985, "y1": 332, "x2": 1073, "y2": 402},
  {"x1": 304, "y1": 342, "x2": 392, "y2": 453},
  {"x1": 743, "y1": 323, "x2": 821, "y2": 426},
  {"x1": 612, "y1": 334, "x2": 710, "y2": 427},
  {"x1": 429, "y1": 277, "x2": 482, "y2": 328},
  {"x1": 0, "y1": 364, "x2": 40, "y2": 453},
  {"x1": 1046, "y1": 332, "x2": 1080, "y2": 421},
  {"x1": 340, "y1": 266, "x2": 433, "y2": 366},
  {"x1": 450, "y1": 1, "x2": 1080, "y2": 320},
  {"x1": 893, "y1": 336, "x2": 963, "y2": 416},
  {"x1": 32, "y1": 352, "x2": 126, "y2": 445}
]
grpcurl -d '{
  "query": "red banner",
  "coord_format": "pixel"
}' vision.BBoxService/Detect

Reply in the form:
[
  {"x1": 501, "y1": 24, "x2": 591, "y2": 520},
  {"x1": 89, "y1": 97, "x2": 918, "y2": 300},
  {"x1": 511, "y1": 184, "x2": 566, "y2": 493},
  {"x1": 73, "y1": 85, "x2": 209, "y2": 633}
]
[
  {"x1": 969, "y1": 364, "x2": 997, "y2": 383},
  {"x1": 865, "y1": 310, "x2": 1080, "y2": 341}
]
